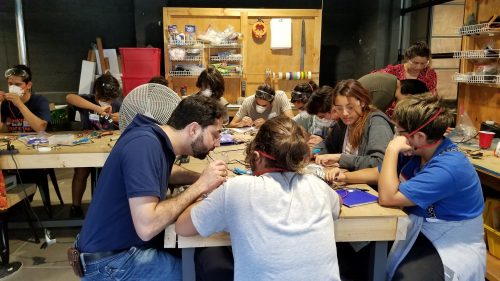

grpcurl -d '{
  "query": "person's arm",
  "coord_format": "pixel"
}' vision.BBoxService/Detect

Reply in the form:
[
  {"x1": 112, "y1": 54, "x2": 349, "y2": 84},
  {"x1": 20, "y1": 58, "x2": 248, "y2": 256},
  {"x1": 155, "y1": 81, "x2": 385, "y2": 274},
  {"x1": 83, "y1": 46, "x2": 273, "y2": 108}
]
[
  {"x1": 4, "y1": 93, "x2": 47, "y2": 132},
  {"x1": 169, "y1": 164, "x2": 200, "y2": 185},
  {"x1": 378, "y1": 136, "x2": 414, "y2": 207},
  {"x1": 130, "y1": 160, "x2": 228, "y2": 241},
  {"x1": 175, "y1": 201, "x2": 201, "y2": 236},
  {"x1": 337, "y1": 167, "x2": 379, "y2": 185},
  {"x1": 66, "y1": 93, "x2": 110, "y2": 115},
  {"x1": 315, "y1": 154, "x2": 341, "y2": 167}
]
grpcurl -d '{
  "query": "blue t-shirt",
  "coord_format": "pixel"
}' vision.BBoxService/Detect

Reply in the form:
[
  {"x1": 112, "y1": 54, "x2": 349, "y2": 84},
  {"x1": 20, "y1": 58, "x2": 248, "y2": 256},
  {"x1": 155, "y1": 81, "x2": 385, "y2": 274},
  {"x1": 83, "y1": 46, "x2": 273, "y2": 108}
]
[
  {"x1": 0, "y1": 92, "x2": 50, "y2": 132},
  {"x1": 78, "y1": 114, "x2": 175, "y2": 253},
  {"x1": 397, "y1": 138, "x2": 484, "y2": 221},
  {"x1": 76, "y1": 94, "x2": 122, "y2": 130}
]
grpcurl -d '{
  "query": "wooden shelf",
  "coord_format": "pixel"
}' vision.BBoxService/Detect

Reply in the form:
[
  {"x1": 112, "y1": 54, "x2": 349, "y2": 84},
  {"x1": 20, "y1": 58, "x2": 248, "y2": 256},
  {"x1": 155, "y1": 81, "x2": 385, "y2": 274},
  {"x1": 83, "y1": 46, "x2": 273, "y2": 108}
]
[{"x1": 487, "y1": 252, "x2": 500, "y2": 281}]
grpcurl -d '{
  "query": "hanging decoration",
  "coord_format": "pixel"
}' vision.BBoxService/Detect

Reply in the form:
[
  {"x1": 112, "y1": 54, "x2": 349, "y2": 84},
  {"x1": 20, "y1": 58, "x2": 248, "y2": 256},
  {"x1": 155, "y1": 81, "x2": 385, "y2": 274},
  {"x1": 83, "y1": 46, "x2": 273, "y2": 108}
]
[{"x1": 252, "y1": 18, "x2": 267, "y2": 39}]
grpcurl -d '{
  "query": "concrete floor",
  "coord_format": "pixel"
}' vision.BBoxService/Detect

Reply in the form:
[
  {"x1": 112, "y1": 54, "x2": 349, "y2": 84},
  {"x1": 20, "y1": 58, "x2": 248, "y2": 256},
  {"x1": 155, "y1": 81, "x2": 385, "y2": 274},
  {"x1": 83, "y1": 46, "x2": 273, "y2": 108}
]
[{"x1": 5, "y1": 168, "x2": 91, "y2": 281}]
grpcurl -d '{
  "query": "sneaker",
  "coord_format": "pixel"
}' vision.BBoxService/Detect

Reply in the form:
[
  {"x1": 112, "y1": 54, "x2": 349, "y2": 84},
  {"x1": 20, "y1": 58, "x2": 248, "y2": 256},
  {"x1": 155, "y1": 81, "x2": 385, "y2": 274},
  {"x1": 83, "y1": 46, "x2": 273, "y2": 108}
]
[{"x1": 69, "y1": 205, "x2": 84, "y2": 218}]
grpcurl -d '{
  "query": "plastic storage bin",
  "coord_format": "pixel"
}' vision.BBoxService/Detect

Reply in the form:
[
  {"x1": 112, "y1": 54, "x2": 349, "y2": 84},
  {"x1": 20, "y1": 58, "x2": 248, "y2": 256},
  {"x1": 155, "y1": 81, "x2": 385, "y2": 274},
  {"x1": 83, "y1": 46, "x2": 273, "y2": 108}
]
[
  {"x1": 122, "y1": 76, "x2": 151, "y2": 96},
  {"x1": 484, "y1": 198, "x2": 500, "y2": 259},
  {"x1": 119, "y1": 48, "x2": 161, "y2": 77}
]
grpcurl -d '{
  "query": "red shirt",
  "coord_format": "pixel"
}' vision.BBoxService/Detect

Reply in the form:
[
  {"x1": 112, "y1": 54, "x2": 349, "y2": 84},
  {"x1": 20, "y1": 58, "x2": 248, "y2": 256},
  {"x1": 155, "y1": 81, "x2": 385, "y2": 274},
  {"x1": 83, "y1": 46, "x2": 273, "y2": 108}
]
[{"x1": 376, "y1": 64, "x2": 437, "y2": 94}]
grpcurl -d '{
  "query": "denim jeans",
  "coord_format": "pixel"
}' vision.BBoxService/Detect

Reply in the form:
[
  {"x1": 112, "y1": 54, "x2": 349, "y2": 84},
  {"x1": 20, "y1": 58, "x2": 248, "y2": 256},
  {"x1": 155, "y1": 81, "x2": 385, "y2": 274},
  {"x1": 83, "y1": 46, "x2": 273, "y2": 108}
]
[{"x1": 81, "y1": 246, "x2": 181, "y2": 281}]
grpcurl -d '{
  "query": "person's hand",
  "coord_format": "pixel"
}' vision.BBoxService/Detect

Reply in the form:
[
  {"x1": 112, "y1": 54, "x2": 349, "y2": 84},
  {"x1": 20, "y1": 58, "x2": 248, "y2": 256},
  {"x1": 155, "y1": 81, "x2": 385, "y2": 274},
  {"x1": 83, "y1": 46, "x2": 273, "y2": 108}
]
[
  {"x1": 0, "y1": 91, "x2": 5, "y2": 103},
  {"x1": 110, "y1": 112, "x2": 119, "y2": 123},
  {"x1": 308, "y1": 135, "x2": 323, "y2": 146},
  {"x1": 315, "y1": 154, "x2": 341, "y2": 167},
  {"x1": 97, "y1": 105, "x2": 112, "y2": 116},
  {"x1": 333, "y1": 170, "x2": 348, "y2": 186},
  {"x1": 324, "y1": 166, "x2": 342, "y2": 183},
  {"x1": 444, "y1": 127, "x2": 454, "y2": 136},
  {"x1": 389, "y1": 136, "x2": 413, "y2": 156},
  {"x1": 197, "y1": 160, "x2": 228, "y2": 193},
  {"x1": 241, "y1": 116, "x2": 253, "y2": 127},
  {"x1": 253, "y1": 118, "x2": 266, "y2": 128},
  {"x1": 4, "y1": 93, "x2": 23, "y2": 107}
]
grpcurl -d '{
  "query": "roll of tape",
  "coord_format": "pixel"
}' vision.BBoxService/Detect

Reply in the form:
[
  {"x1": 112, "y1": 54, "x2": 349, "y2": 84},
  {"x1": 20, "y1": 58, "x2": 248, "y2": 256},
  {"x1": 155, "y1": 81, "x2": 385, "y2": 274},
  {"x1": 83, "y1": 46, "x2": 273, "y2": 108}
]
[
  {"x1": 289, "y1": 72, "x2": 293, "y2": 80},
  {"x1": 272, "y1": 72, "x2": 276, "y2": 79},
  {"x1": 307, "y1": 71, "x2": 312, "y2": 80},
  {"x1": 278, "y1": 72, "x2": 283, "y2": 79},
  {"x1": 37, "y1": 147, "x2": 51, "y2": 152},
  {"x1": 296, "y1": 72, "x2": 300, "y2": 80},
  {"x1": 285, "y1": 72, "x2": 290, "y2": 80}
]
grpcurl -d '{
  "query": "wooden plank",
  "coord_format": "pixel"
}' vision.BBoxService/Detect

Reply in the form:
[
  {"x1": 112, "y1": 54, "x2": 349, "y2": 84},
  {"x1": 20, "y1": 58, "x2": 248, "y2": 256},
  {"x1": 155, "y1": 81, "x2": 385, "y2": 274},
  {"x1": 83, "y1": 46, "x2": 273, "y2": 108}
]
[
  {"x1": 166, "y1": 8, "x2": 321, "y2": 18},
  {"x1": 487, "y1": 252, "x2": 500, "y2": 281},
  {"x1": 432, "y1": 5, "x2": 465, "y2": 36},
  {"x1": 6, "y1": 184, "x2": 36, "y2": 207},
  {"x1": 96, "y1": 37, "x2": 108, "y2": 73}
]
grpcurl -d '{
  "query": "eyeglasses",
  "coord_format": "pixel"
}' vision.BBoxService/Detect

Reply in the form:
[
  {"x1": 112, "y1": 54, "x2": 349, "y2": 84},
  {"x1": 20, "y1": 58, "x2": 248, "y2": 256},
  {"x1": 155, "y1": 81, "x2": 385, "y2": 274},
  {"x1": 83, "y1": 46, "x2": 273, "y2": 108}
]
[
  {"x1": 333, "y1": 105, "x2": 355, "y2": 114},
  {"x1": 255, "y1": 89, "x2": 274, "y2": 102},
  {"x1": 291, "y1": 91, "x2": 308, "y2": 103},
  {"x1": 4, "y1": 67, "x2": 29, "y2": 79},
  {"x1": 408, "y1": 59, "x2": 429, "y2": 68}
]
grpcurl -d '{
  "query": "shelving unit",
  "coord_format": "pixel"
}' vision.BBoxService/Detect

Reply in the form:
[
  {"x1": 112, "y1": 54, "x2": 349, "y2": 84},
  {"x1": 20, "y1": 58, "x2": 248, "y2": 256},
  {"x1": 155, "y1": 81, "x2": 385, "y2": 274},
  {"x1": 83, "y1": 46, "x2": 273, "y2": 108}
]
[
  {"x1": 163, "y1": 8, "x2": 322, "y2": 103},
  {"x1": 455, "y1": 4, "x2": 499, "y2": 130},
  {"x1": 167, "y1": 40, "x2": 205, "y2": 77}
]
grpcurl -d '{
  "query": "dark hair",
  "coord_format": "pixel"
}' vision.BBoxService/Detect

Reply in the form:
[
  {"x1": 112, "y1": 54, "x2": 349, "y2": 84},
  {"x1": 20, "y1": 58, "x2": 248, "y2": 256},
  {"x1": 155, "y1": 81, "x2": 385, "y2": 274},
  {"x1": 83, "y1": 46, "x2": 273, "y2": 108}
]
[
  {"x1": 196, "y1": 66, "x2": 225, "y2": 99},
  {"x1": 149, "y1": 76, "x2": 169, "y2": 87},
  {"x1": 94, "y1": 73, "x2": 121, "y2": 100},
  {"x1": 332, "y1": 79, "x2": 375, "y2": 149},
  {"x1": 305, "y1": 85, "x2": 334, "y2": 115},
  {"x1": 291, "y1": 80, "x2": 318, "y2": 103},
  {"x1": 255, "y1": 83, "x2": 276, "y2": 102},
  {"x1": 167, "y1": 95, "x2": 226, "y2": 129},
  {"x1": 6, "y1": 64, "x2": 32, "y2": 83},
  {"x1": 245, "y1": 116, "x2": 309, "y2": 172},
  {"x1": 394, "y1": 94, "x2": 453, "y2": 142},
  {"x1": 404, "y1": 41, "x2": 431, "y2": 60},
  {"x1": 400, "y1": 79, "x2": 429, "y2": 95}
]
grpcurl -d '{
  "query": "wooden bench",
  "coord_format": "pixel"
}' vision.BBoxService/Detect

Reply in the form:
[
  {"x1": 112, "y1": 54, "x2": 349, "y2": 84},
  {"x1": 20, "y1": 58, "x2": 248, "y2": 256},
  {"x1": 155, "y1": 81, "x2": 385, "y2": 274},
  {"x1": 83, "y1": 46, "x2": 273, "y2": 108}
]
[{"x1": 0, "y1": 184, "x2": 39, "y2": 266}]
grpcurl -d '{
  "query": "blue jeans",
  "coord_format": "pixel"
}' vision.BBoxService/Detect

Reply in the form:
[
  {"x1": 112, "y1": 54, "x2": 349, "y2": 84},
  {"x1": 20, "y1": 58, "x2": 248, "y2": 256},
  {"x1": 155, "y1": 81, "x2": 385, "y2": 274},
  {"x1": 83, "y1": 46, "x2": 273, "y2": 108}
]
[{"x1": 81, "y1": 246, "x2": 181, "y2": 281}]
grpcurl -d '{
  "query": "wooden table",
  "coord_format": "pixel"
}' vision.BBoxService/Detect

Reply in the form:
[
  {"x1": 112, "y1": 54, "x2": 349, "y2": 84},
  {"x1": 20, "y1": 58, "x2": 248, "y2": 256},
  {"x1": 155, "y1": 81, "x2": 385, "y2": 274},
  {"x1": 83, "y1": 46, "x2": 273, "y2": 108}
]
[
  {"x1": 0, "y1": 131, "x2": 117, "y2": 169},
  {"x1": 164, "y1": 144, "x2": 408, "y2": 281},
  {"x1": 459, "y1": 144, "x2": 500, "y2": 191}
]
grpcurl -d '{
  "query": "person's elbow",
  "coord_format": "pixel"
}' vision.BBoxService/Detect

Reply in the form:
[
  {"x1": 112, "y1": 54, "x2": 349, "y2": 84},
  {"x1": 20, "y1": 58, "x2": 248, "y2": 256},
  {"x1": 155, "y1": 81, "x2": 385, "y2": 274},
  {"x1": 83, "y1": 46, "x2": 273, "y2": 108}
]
[
  {"x1": 134, "y1": 224, "x2": 158, "y2": 241},
  {"x1": 175, "y1": 213, "x2": 199, "y2": 237},
  {"x1": 34, "y1": 120, "x2": 48, "y2": 132}
]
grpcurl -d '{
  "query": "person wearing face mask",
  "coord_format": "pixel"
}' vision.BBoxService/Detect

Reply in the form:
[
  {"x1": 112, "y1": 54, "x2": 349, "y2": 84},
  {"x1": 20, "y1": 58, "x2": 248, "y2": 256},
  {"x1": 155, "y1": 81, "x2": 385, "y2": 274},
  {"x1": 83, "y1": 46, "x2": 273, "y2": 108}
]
[
  {"x1": 296, "y1": 85, "x2": 339, "y2": 149},
  {"x1": 0, "y1": 65, "x2": 50, "y2": 133},
  {"x1": 331, "y1": 95, "x2": 485, "y2": 281},
  {"x1": 229, "y1": 83, "x2": 294, "y2": 128},
  {"x1": 65, "y1": 72, "x2": 123, "y2": 217},
  {"x1": 195, "y1": 66, "x2": 228, "y2": 107},
  {"x1": 315, "y1": 79, "x2": 394, "y2": 174},
  {"x1": 374, "y1": 41, "x2": 437, "y2": 94}
]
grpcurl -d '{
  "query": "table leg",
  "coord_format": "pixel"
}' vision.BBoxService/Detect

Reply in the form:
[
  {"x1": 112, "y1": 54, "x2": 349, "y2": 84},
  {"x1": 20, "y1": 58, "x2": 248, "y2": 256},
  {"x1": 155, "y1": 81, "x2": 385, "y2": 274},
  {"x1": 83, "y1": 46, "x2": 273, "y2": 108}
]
[
  {"x1": 182, "y1": 248, "x2": 196, "y2": 281},
  {"x1": 369, "y1": 241, "x2": 388, "y2": 281}
]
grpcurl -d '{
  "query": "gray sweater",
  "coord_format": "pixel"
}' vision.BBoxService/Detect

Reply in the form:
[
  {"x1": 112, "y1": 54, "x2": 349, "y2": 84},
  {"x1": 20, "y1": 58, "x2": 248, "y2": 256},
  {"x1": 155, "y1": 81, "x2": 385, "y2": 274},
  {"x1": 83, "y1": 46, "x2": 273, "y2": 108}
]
[{"x1": 324, "y1": 111, "x2": 394, "y2": 170}]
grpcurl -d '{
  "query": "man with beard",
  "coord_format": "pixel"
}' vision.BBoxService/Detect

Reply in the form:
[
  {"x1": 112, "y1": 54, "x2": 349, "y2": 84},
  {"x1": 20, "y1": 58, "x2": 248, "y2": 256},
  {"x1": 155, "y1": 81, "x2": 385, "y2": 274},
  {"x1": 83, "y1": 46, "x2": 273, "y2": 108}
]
[{"x1": 74, "y1": 95, "x2": 228, "y2": 280}]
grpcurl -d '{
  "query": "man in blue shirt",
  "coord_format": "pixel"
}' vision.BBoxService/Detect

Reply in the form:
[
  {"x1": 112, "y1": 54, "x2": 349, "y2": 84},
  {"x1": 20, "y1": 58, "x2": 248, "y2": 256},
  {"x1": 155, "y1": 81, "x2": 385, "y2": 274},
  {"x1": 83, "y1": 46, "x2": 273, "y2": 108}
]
[{"x1": 76, "y1": 95, "x2": 228, "y2": 280}]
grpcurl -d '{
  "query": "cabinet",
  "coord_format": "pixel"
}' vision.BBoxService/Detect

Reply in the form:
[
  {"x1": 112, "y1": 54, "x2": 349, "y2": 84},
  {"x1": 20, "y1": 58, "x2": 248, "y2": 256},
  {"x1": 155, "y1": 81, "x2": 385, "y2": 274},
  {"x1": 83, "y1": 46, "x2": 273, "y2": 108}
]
[
  {"x1": 455, "y1": 3, "x2": 499, "y2": 130},
  {"x1": 163, "y1": 8, "x2": 322, "y2": 104}
]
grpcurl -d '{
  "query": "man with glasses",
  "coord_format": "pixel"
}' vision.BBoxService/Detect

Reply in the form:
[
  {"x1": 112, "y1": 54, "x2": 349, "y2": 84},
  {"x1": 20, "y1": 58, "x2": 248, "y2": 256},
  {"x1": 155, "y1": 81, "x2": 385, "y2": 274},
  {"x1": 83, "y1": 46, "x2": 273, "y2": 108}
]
[
  {"x1": 0, "y1": 65, "x2": 50, "y2": 132},
  {"x1": 229, "y1": 83, "x2": 293, "y2": 128}
]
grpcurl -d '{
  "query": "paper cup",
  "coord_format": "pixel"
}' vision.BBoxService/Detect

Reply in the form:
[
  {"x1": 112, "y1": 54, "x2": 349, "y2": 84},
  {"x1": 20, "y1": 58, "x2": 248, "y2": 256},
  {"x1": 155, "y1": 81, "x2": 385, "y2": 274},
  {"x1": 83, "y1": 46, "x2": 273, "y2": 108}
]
[{"x1": 479, "y1": 131, "x2": 495, "y2": 149}]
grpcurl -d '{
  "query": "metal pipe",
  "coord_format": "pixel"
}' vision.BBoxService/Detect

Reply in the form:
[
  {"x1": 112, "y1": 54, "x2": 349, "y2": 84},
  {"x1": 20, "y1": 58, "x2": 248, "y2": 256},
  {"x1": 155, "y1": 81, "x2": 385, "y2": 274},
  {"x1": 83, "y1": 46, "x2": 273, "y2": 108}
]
[{"x1": 15, "y1": 0, "x2": 28, "y2": 65}]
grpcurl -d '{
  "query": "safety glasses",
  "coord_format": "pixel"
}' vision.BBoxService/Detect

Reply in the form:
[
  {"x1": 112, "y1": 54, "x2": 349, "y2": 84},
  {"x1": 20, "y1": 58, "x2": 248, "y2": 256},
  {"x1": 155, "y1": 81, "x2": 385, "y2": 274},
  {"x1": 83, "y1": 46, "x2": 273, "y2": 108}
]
[
  {"x1": 255, "y1": 89, "x2": 274, "y2": 102},
  {"x1": 4, "y1": 67, "x2": 29, "y2": 79},
  {"x1": 291, "y1": 91, "x2": 308, "y2": 103}
]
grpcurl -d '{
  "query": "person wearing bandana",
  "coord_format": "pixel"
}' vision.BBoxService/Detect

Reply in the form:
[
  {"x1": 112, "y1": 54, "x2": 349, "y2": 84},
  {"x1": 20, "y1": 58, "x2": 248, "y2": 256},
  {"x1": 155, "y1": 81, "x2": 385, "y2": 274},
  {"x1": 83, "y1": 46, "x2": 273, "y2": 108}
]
[
  {"x1": 333, "y1": 94, "x2": 486, "y2": 281},
  {"x1": 177, "y1": 116, "x2": 342, "y2": 281},
  {"x1": 65, "y1": 72, "x2": 123, "y2": 218},
  {"x1": 229, "y1": 83, "x2": 294, "y2": 128},
  {"x1": 0, "y1": 65, "x2": 50, "y2": 133}
]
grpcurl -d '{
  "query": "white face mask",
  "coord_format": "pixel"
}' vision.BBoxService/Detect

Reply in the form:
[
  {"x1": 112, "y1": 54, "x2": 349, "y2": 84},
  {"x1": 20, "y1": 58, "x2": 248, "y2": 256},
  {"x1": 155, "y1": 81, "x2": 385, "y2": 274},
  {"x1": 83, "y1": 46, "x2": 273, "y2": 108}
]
[
  {"x1": 316, "y1": 117, "x2": 335, "y2": 127},
  {"x1": 201, "y1": 89, "x2": 212, "y2": 97},
  {"x1": 98, "y1": 100, "x2": 111, "y2": 107},
  {"x1": 255, "y1": 105, "x2": 267, "y2": 113},
  {"x1": 9, "y1": 85, "x2": 24, "y2": 97}
]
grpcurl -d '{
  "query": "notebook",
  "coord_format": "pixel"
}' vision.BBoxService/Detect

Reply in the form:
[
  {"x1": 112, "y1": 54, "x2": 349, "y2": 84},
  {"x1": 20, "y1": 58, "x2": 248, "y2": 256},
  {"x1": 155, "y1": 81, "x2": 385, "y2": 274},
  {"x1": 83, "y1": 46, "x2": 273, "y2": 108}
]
[{"x1": 336, "y1": 189, "x2": 378, "y2": 207}]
